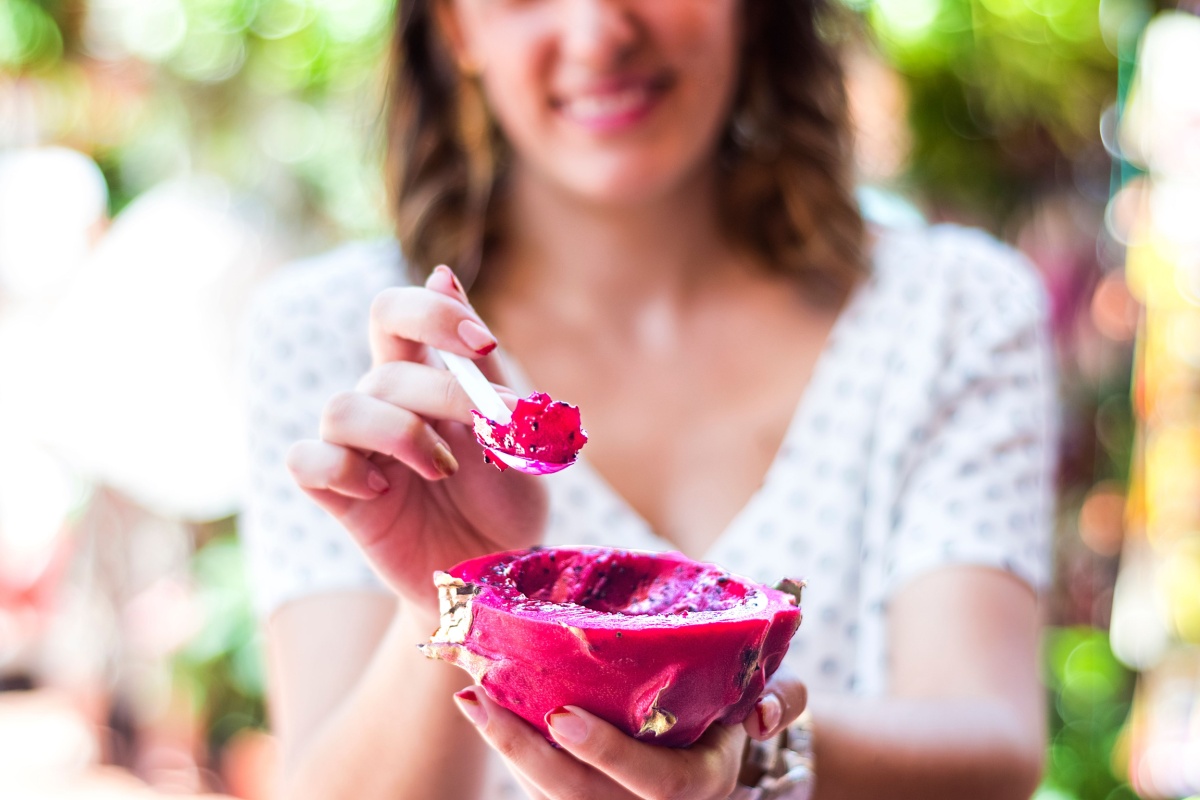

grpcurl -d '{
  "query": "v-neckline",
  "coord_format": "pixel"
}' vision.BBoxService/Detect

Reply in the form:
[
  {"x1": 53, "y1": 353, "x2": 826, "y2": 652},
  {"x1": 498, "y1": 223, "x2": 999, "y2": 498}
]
[{"x1": 496, "y1": 266, "x2": 873, "y2": 562}]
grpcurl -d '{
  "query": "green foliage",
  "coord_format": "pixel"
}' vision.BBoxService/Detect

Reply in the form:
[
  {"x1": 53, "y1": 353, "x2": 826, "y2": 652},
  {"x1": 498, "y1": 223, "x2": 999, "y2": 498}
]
[
  {"x1": 173, "y1": 531, "x2": 267, "y2": 755},
  {"x1": 21, "y1": 0, "x2": 395, "y2": 237},
  {"x1": 1038, "y1": 627, "x2": 1136, "y2": 800},
  {"x1": 0, "y1": 0, "x2": 64, "y2": 69},
  {"x1": 11, "y1": 0, "x2": 1150, "y2": 785},
  {"x1": 862, "y1": 0, "x2": 1136, "y2": 223}
]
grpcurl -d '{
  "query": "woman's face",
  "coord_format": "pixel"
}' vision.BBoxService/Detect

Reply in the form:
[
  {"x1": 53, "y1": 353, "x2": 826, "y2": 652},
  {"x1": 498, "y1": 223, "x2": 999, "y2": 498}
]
[{"x1": 442, "y1": 0, "x2": 743, "y2": 205}]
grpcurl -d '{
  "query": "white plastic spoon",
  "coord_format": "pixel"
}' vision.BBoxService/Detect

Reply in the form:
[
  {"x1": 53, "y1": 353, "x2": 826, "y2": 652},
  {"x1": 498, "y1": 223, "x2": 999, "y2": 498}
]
[
  {"x1": 435, "y1": 349, "x2": 576, "y2": 475},
  {"x1": 436, "y1": 349, "x2": 512, "y2": 424}
]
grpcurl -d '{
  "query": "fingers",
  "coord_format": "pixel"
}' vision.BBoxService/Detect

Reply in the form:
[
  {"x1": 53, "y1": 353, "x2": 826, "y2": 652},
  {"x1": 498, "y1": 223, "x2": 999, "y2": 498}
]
[
  {"x1": 285, "y1": 440, "x2": 392, "y2": 520},
  {"x1": 510, "y1": 774, "x2": 552, "y2": 800},
  {"x1": 453, "y1": 689, "x2": 621, "y2": 800},
  {"x1": 355, "y1": 360, "x2": 517, "y2": 427},
  {"x1": 425, "y1": 262, "x2": 472, "y2": 306},
  {"x1": 368, "y1": 263, "x2": 502, "y2": 363},
  {"x1": 454, "y1": 689, "x2": 747, "y2": 800},
  {"x1": 319, "y1": 391, "x2": 459, "y2": 481},
  {"x1": 423, "y1": 264, "x2": 510, "y2": 384},
  {"x1": 744, "y1": 666, "x2": 808, "y2": 741},
  {"x1": 286, "y1": 439, "x2": 390, "y2": 500},
  {"x1": 368, "y1": 283, "x2": 498, "y2": 365},
  {"x1": 545, "y1": 705, "x2": 744, "y2": 800}
]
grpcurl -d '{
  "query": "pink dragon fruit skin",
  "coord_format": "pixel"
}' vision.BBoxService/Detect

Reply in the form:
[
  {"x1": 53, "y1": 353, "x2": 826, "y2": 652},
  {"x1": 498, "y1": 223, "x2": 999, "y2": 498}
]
[{"x1": 420, "y1": 547, "x2": 803, "y2": 748}]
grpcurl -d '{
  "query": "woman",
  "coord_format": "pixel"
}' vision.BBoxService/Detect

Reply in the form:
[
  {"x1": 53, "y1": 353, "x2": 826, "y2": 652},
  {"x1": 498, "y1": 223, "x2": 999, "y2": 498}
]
[{"x1": 241, "y1": 0, "x2": 1055, "y2": 797}]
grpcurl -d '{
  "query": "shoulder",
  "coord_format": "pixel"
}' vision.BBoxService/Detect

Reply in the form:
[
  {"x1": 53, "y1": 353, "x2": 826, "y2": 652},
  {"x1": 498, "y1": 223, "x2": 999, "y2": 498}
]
[
  {"x1": 862, "y1": 223, "x2": 1049, "y2": 357},
  {"x1": 870, "y1": 223, "x2": 1047, "y2": 319}
]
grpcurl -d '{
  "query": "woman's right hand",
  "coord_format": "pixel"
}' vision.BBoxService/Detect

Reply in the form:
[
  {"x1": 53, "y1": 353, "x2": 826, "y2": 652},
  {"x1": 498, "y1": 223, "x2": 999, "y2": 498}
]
[{"x1": 285, "y1": 265, "x2": 548, "y2": 615}]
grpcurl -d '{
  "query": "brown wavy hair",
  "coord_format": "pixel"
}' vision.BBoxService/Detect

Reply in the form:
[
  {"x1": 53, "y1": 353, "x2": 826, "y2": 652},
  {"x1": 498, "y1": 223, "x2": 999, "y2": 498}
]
[{"x1": 384, "y1": 0, "x2": 866, "y2": 304}]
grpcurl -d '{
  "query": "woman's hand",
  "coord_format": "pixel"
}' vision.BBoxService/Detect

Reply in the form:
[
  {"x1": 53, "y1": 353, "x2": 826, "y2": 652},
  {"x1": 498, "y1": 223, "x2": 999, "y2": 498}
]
[
  {"x1": 453, "y1": 669, "x2": 808, "y2": 800},
  {"x1": 285, "y1": 265, "x2": 548, "y2": 614}
]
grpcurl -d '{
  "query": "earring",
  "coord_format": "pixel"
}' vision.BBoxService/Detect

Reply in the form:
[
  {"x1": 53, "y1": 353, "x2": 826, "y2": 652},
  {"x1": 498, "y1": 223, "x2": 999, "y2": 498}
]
[
  {"x1": 730, "y1": 102, "x2": 781, "y2": 161},
  {"x1": 732, "y1": 106, "x2": 759, "y2": 153},
  {"x1": 457, "y1": 56, "x2": 482, "y2": 78},
  {"x1": 454, "y1": 69, "x2": 497, "y2": 290},
  {"x1": 457, "y1": 73, "x2": 494, "y2": 193}
]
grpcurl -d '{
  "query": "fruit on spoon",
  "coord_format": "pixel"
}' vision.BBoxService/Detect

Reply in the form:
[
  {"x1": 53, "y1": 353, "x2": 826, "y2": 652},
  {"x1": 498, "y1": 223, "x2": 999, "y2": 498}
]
[
  {"x1": 421, "y1": 546, "x2": 803, "y2": 747},
  {"x1": 436, "y1": 347, "x2": 586, "y2": 475},
  {"x1": 471, "y1": 392, "x2": 587, "y2": 473}
]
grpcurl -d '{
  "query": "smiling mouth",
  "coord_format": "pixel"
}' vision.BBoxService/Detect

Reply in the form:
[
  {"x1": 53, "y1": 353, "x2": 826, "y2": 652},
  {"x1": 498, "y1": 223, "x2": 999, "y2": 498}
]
[{"x1": 553, "y1": 76, "x2": 672, "y2": 131}]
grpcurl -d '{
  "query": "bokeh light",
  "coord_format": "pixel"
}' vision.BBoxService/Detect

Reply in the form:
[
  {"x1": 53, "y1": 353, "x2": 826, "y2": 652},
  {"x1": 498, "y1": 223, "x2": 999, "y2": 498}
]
[{"x1": 2, "y1": 0, "x2": 1197, "y2": 797}]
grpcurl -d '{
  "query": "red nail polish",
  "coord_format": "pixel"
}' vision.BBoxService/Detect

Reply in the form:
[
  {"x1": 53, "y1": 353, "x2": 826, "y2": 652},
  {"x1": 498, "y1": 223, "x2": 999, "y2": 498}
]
[
  {"x1": 545, "y1": 706, "x2": 588, "y2": 744},
  {"x1": 455, "y1": 688, "x2": 487, "y2": 726},
  {"x1": 434, "y1": 264, "x2": 468, "y2": 299},
  {"x1": 755, "y1": 701, "x2": 769, "y2": 736},
  {"x1": 458, "y1": 318, "x2": 498, "y2": 355},
  {"x1": 754, "y1": 695, "x2": 782, "y2": 737}
]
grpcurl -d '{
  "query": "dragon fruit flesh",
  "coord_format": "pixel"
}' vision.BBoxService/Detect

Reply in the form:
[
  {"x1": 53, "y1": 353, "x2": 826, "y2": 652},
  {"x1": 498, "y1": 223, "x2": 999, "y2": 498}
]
[
  {"x1": 471, "y1": 392, "x2": 587, "y2": 472},
  {"x1": 420, "y1": 546, "x2": 803, "y2": 748}
]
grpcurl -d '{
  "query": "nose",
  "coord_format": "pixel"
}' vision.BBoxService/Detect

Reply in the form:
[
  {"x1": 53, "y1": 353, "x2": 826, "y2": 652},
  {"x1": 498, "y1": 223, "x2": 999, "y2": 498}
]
[{"x1": 559, "y1": 0, "x2": 640, "y2": 70}]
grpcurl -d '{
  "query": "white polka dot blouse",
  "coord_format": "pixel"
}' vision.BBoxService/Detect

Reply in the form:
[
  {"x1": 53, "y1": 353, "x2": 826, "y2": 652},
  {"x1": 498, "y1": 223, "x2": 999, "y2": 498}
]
[{"x1": 238, "y1": 224, "x2": 1057, "y2": 794}]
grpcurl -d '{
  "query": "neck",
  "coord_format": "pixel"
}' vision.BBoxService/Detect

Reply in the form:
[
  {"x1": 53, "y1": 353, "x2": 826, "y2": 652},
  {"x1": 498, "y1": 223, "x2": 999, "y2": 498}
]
[{"x1": 487, "y1": 162, "x2": 740, "y2": 322}]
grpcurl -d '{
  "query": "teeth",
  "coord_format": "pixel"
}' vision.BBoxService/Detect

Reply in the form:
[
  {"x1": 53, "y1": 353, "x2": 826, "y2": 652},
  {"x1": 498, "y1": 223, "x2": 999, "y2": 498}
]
[{"x1": 562, "y1": 85, "x2": 651, "y2": 121}]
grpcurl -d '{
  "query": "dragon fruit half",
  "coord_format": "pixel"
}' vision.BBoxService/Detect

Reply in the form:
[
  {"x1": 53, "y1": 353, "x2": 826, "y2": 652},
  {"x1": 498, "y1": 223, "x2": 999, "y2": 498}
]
[{"x1": 420, "y1": 546, "x2": 803, "y2": 748}]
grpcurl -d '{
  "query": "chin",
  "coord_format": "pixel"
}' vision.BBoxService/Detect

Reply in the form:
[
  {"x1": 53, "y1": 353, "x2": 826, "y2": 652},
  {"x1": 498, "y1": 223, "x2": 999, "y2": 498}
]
[{"x1": 551, "y1": 155, "x2": 704, "y2": 208}]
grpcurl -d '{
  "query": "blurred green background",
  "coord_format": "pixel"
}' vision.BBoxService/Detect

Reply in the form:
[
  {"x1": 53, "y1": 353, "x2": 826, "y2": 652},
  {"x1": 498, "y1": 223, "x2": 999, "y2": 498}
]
[{"x1": 1, "y1": 0, "x2": 1194, "y2": 797}]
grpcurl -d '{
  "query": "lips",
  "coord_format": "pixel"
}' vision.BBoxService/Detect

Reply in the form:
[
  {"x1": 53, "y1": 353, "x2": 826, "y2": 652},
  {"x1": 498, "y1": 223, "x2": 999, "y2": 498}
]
[{"x1": 553, "y1": 74, "x2": 672, "y2": 132}]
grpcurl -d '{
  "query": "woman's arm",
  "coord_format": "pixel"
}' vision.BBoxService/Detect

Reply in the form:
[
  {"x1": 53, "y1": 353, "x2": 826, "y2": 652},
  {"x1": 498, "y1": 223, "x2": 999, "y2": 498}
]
[
  {"x1": 809, "y1": 565, "x2": 1044, "y2": 800},
  {"x1": 257, "y1": 265, "x2": 549, "y2": 798},
  {"x1": 796, "y1": 231, "x2": 1051, "y2": 800},
  {"x1": 268, "y1": 593, "x2": 489, "y2": 800}
]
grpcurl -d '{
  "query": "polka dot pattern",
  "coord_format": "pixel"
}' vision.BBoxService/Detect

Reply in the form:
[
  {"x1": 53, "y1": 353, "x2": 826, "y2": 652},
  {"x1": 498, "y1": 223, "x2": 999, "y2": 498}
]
[
  {"x1": 239, "y1": 225, "x2": 1055, "y2": 796},
  {"x1": 239, "y1": 241, "x2": 401, "y2": 615}
]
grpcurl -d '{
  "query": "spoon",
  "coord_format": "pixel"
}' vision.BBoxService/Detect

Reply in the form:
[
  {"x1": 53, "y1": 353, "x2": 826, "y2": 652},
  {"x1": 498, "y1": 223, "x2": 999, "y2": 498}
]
[{"x1": 435, "y1": 349, "x2": 576, "y2": 475}]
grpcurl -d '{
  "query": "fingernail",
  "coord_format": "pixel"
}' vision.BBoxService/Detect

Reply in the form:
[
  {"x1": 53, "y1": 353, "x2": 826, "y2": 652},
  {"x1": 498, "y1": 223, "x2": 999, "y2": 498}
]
[
  {"x1": 430, "y1": 265, "x2": 469, "y2": 301},
  {"x1": 432, "y1": 442, "x2": 459, "y2": 477},
  {"x1": 754, "y1": 694, "x2": 783, "y2": 738},
  {"x1": 367, "y1": 470, "x2": 390, "y2": 494},
  {"x1": 458, "y1": 319, "x2": 498, "y2": 356},
  {"x1": 454, "y1": 688, "x2": 487, "y2": 727},
  {"x1": 445, "y1": 266, "x2": 468, "y2": 298},
  {"x1": 425, "y1": 265, "x2": 448, "y2": 288},
  {"x1": 545, "y1": 706, "x2": 588, "y2": 745}
]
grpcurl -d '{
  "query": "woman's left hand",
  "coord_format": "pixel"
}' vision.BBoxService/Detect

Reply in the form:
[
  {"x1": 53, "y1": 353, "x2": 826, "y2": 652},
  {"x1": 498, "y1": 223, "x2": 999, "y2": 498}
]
[{"x1": 454, "y1": 669, "x2": 808, "y2": 800}]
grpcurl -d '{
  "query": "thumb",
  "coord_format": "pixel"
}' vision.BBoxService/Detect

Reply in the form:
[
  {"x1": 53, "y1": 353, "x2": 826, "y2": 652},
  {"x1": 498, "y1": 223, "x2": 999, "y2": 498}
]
[{"x1": 744, "y1": 664, "x2": 807, "y2": 741}]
